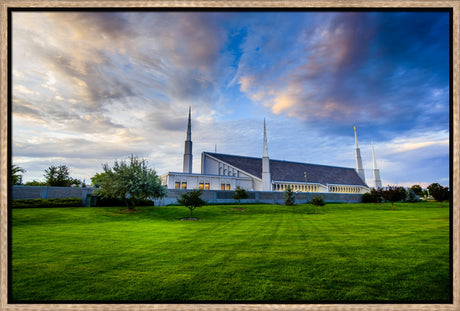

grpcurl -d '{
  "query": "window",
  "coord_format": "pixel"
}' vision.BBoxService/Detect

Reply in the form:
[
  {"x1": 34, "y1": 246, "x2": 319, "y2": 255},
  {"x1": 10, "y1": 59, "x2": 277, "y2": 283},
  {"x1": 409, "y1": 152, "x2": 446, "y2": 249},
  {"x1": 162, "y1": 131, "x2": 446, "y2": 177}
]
[
  {"x1": 175, "y1": 181, "x2": 180, "y2": 189},
  {"x1": 199, "y1": 182, "x2": 204, "y2": 190},
  {"x1": 226, "y1": 184, "x2": 230, "y2": 191},
  {"x1": 205, "y1": 183, "x2": 210, "y2": 190},
  {"x1": 181, "y1": 182, "x2": 187, "y2": 189},
  {"x1": 221, "y1": 183, "x2": 225, "y2": 190}
]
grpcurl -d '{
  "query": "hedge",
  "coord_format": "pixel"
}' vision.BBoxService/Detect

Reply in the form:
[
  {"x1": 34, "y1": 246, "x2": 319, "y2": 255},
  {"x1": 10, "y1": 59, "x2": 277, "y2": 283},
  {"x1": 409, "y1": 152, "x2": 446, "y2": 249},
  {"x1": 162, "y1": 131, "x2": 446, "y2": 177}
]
[{"x1": 12, "y1": 198, "x2": 82, "y2": 208}]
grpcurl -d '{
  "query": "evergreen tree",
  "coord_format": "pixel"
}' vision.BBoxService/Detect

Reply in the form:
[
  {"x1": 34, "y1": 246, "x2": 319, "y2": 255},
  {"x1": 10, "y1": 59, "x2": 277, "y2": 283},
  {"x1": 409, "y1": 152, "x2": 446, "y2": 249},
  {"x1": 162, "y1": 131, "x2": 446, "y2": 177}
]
[
  {"x1": 284, "y1": 186, "x2": 295, "y2": 206},
  {"x1": 406, "y1": 188, "x2": 419, "y2": 203}
]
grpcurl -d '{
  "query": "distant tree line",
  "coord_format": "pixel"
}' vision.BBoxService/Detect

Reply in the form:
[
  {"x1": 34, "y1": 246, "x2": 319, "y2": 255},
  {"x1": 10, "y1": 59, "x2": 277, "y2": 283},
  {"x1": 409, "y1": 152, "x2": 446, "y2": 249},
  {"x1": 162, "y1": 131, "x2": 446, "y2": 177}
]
[
  {"x1": 11, "y1": 164, "x2": 85, "y2": 187},
  {"x1": 362, "y1": 183, "x2": 450, "y2": 208}
]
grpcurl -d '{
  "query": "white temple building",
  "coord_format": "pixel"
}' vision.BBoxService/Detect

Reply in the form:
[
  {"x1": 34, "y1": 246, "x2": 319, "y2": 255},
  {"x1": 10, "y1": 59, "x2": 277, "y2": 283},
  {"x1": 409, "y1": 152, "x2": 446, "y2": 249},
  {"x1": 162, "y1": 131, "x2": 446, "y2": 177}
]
[{"x1": 161, "y1": 109, "x2": 370, "y2": 194}]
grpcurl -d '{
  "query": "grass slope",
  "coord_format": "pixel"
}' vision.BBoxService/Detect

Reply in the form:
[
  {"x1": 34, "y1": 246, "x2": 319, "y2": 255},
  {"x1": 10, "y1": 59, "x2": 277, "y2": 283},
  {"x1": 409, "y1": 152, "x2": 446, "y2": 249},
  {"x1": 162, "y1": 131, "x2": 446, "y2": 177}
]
[{"x1": 11, "y1": 202, "x2": 450, "y2": 302}]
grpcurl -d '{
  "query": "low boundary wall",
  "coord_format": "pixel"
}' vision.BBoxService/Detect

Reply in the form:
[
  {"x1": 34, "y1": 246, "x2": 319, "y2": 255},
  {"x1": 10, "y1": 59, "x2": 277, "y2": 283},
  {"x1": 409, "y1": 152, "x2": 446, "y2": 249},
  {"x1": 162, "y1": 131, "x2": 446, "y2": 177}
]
[
  {"x1": 12, "y1": 185, "x2": 94, "y2": 206},
  {"x1": 12, "y1": 186, "x2": 363, "y2": 206},
  {"x1": 158, "y1": 189, "x2": 363, "y2": 206}
]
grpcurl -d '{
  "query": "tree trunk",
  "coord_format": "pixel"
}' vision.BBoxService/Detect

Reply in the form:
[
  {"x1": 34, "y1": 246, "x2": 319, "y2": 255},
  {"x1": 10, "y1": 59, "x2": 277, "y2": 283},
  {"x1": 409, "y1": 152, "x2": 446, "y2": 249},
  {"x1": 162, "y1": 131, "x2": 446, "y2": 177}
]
[
  {"x1": 125, "y1": 199, "x2": 135, "y2": 210},
  {"x1": 391, "y1": 202, "x2": 394, "y2": 210}
]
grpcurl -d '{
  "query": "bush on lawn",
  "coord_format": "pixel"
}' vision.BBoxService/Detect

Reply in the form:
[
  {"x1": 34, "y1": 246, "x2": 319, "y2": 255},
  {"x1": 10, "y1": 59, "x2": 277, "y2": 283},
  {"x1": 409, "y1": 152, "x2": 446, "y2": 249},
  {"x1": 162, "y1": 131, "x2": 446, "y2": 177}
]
[{"x1": 12, "y1": 198, "x2": 82, "y2": 208}]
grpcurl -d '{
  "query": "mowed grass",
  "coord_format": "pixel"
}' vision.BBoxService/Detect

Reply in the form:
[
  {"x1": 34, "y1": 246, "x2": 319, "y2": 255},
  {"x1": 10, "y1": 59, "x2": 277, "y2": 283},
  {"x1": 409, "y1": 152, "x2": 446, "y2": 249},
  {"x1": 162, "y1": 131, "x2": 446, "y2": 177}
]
[{"x1": 11, "y1": 202, "x2": 450, "y2": 302}]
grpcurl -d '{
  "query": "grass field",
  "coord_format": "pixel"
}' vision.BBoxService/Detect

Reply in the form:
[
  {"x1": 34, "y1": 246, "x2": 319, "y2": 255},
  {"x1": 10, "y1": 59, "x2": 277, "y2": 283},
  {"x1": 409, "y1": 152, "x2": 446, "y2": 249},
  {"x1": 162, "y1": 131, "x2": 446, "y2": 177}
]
[{"x1": 11, "y1": 202, "x2": 450, "y2": 302}]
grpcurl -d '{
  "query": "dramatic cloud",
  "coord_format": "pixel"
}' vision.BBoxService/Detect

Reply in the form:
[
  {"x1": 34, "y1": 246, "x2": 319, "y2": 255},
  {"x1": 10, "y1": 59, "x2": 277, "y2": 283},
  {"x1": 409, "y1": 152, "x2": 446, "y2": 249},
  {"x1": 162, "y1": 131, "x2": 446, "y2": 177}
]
[{"x1": 11, "y1": 10, "x2": 450, "y2": 187}]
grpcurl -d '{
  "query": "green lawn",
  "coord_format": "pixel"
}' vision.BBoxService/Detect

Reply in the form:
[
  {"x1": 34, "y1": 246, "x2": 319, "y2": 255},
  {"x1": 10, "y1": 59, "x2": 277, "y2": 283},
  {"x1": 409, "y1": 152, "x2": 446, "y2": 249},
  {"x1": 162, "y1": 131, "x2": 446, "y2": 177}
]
[{"x1": 11, "y1": 202, "x2": 451, "y2": 302}]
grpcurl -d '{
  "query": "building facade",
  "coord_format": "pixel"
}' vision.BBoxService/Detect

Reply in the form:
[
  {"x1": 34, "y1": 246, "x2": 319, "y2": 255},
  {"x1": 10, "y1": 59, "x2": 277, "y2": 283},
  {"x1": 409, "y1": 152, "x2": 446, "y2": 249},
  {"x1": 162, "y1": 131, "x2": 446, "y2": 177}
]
[{"x1": 161, "y1": 111, "x2": 370, "y2": 194}]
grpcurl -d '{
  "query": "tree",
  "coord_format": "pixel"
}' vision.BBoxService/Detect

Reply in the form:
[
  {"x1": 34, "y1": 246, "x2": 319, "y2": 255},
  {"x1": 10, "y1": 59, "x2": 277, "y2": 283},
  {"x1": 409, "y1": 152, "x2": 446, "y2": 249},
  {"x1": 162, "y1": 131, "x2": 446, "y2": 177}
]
[
  {"x1": 90, "y1": 172, "x2": 108, "y2": 188},
  {"x1": 410, "y1": 185, "x2": 423, "y2": 196},
  {"x1": 24, "y1": 180, "x2": 47, "y2": 186},
  {"x1": 177, "y1": 189, "x2": 206, "y2": 219},
  {"x1": 284, "y1": 185, "x2": 295, "y2": 206},
  {"x1": 233, "y1": 186, "x2": 249, "y2": 209},
  {"x1": 362, "y1": 188, "x2": 383, "y2": 203},
  {"x1": 94, "y1": 155, "x2": 166, "y2": 210},
  {"x1": 44, "y1": 165, "x2": 81, "y2": 187},
  {"x1": 381, "y1": 186, "x2": 406, "y2": 210},
  {"x1": 427, "y1": 183, "x2": 450, "y2": 208},
  {"x1": 405, "y1": 188, "x2": 419, "y2": 203},
  {"x1": 310, "y1": 196, "x2": 325, "y2": 214},
  {"x1": 11, "y1": 164, "x2": 26, "y2": 185}
]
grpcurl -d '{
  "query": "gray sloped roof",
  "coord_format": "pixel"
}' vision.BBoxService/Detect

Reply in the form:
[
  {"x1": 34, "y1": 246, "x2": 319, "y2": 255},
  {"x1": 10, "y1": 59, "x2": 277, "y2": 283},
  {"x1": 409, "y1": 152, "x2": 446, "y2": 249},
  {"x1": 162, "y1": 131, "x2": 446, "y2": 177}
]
[{"x1": 204, "y1": 152, "x2": 367, "y2": 187}]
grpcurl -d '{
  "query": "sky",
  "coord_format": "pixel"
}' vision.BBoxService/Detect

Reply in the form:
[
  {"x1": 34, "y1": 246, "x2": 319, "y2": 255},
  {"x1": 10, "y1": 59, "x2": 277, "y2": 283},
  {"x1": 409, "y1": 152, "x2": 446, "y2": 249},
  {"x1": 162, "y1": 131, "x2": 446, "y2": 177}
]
[{"x1": 11, "y1": 10, "x2": 450, "y2": 188}]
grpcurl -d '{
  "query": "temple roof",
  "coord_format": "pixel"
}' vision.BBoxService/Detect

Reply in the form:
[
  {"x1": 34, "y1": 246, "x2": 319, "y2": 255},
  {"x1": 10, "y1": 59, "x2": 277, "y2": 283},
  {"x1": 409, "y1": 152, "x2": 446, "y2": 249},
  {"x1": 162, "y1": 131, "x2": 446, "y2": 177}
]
[{"x1": 204, "y1": 152, "x2": 368, "y2": 187}]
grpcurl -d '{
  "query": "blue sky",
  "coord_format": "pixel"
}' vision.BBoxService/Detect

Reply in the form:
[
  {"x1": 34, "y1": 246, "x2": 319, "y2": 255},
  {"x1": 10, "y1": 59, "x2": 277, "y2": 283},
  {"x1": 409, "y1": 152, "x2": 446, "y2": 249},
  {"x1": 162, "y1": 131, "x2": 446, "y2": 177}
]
[{"x1": 12, "y1": 10, "x2": 450, "y2": 187}]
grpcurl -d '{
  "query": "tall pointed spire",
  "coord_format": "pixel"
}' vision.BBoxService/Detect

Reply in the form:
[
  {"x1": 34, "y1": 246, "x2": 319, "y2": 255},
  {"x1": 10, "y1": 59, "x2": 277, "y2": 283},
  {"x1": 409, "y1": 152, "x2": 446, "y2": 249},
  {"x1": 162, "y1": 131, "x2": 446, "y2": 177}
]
[
  {"x1": 183, "y1": 107, "x2": 193, "y2": 173},
  {"x1": 263, "y1": 118, "x2": 268, "y2": 157},
  {"x1": 372, "y1": 141, "x2": 382, "y2": 188},
  {"x1": 354, "y1": 126, "x2": 366, "y2": 183},
  {"x1": 186, "y1": 106, "x2": 191, "y2": 141},
  {"x1": 262, "y1": 118, "x2": 271, "y2": 191}
]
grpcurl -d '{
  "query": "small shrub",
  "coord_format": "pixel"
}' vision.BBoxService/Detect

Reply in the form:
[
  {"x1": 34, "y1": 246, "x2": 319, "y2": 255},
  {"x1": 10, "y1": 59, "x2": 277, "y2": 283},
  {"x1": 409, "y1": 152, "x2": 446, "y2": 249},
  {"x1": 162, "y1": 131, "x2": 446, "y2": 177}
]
[
  {"x1": 310, "y1": 196, "x2": 325, "y2": 214},
  {"x1": 12, "y1": 198, "x2": 82, "y2": 208},
  {"x1": 311, "y1": 196, "x2": 325, "y2": 207},
  {"x1": 284, "y1": 186, "x2": 295, "y2": 206},
  {"x1": 233, "y1": 186, "x2": 249, "y2": 208}
]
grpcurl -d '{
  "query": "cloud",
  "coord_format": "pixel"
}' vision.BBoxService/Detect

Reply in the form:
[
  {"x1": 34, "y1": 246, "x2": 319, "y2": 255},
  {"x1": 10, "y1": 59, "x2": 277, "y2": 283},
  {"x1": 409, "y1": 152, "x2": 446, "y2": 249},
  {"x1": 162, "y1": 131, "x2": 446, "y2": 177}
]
[
  {"x1": 11, "y1": 11, "x2": 449, "y2": 187},
  {"x1": 232, "y1": 12, "x2": 449, "y2": 142}
]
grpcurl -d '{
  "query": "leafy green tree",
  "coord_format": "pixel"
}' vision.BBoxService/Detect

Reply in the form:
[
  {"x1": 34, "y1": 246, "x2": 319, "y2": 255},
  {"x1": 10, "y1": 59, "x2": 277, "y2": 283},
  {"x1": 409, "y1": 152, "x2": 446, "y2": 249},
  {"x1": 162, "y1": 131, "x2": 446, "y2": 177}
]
[
  {"x1": 427, "y1": 183, "x2": 450, "y2": 208},
  {"x1": 310, "y1": 196, "x2": 325, "y2": 214},
  {"x1": 11, "y1": 164, "x2": 26, "y2": 185},
  {"x1": 362, "y1": 188, "x2": 383, "y2": 203},
  {"x1": 94, "y1": 155, "x2": 166, "y2": 210},
  {"x1": 284, "y1": 185, "x2": 295, "y2": 206},
  {"x1": 44, "y1": 165, "x2": 81, "y2": 187},
  {"x1": 381, "y1": 186, "x2": 406, "y2": 210},
  {"x1": 233, "y1": 186, "x2": 249, "y2": 209},
  {"x1": 177, "y1": 189, "x2": 206, "y2": 219},
  {"x1": 90, "y1": 172, "x2": 107, "y2": 188},
  {"x1": 410, "y1": 185, "x2": 423, "y2": 196}
]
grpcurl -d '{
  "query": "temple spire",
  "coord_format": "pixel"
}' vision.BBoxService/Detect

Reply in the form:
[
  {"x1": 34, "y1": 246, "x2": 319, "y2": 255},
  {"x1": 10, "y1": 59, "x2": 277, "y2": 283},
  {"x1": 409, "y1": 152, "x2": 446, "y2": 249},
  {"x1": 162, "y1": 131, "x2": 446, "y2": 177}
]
[
  {"x1": 263, "y1": 118, "x2": 268, "y2": 157},
  {"x1": 183, "y1": 107, "x2": 193, "y2": 173},
  {"x1": 262, "y1": 118, "x2": 271, "y2": 191},
  {"x1": 354, "y1": 126, "x2": 366, "y2": 183},
  {"x1": 186, "y1": 106, "x2": 191, "y2": 141},
  {"x1": 372, "y1": 141, "x2": 382, "y2": 188}
]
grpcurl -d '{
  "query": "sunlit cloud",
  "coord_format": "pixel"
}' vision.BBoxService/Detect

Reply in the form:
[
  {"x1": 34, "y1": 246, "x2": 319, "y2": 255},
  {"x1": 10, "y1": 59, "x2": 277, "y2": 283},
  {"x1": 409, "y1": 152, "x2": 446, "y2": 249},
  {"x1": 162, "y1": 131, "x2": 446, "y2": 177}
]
[{"x1": 11, "y1": 10, "x2": 450, "y2": 187}]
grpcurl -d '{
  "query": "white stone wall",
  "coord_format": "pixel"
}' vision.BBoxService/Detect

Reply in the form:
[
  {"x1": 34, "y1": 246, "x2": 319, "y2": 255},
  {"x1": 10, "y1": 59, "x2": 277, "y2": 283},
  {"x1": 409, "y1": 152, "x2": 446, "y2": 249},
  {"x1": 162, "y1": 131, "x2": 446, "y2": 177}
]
[{"x1": 161, "y1": 172, "x2": 253, "y2": 191}]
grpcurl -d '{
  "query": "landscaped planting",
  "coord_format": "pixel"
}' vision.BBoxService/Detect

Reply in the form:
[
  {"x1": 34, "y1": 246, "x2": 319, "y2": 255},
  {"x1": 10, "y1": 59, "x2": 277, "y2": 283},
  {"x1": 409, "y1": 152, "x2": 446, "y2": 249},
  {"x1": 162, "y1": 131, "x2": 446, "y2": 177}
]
[{"x1": 11, "y1": 202, "x2": 450, "y2": 302}]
